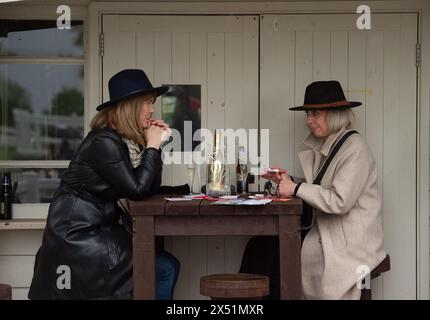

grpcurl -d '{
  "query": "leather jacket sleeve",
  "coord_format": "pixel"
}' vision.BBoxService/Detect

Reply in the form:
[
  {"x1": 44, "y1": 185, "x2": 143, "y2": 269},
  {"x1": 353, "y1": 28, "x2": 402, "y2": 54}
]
[
  {"x1": 149, "y1": 162, "x2": 162, "y2": 195},
  {"x1": 90, "y1": 134, "x2": 162, "y2": 200}
]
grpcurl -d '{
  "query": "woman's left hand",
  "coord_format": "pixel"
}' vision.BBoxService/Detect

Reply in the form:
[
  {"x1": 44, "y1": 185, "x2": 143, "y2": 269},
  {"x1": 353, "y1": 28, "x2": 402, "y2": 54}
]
[{"x1": 278, "y1": 177, "x2": 297, "y2": 197}]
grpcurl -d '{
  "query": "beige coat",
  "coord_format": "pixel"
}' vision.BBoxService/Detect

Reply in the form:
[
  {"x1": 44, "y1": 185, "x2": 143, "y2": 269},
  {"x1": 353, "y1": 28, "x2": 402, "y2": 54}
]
[{"x1": 296, "y1": 126, "x2": 386, "y2": 300}]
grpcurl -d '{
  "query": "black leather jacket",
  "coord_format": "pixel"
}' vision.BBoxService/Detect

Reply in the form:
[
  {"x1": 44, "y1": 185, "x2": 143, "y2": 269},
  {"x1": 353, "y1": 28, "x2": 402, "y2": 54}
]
[{"x1": 28, "y1": 127, "x2": 162, "y2": 299}]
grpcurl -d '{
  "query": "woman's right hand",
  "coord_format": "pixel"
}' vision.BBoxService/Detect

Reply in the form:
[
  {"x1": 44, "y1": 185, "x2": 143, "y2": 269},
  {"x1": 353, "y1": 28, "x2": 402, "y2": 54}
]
[
  {"x1": 144, "y1": 124, "x2": 169, "y2": 149},
  {"x1": 260, "y1": 171, "x2": 284, "y2": 184},
  {"x1": 260, "y1": 167, "x2": 288, "y2": 184}
]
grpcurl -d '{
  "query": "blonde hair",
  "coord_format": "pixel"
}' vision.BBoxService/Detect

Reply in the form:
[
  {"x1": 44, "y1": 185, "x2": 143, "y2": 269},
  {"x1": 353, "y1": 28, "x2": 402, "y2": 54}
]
[
  {"x1": 326, "y1": 109, "x2": 355, "y2": 134},
  {"x1": 90, "y1": 92, "x2": 156, "y2": 145}
]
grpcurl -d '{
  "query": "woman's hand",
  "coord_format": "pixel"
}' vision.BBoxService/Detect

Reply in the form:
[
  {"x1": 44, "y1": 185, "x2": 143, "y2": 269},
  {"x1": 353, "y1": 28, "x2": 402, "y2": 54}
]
[
  {"x1": 144, "y1": 125, "x2": 168, "y2": 150},
  {"x1": 260, "y1": 171, "x2": 283, "y2": 184},
  {"x1": 260, "y1": 168, "x2": 287, "y2": 184},
  {"x1": 150, "y1": 119, "x2": 169, "y2": 129},
  {"x1": 144, "y1": 120, "x2": 172, "y2": 149},
  {"x1": 278, "y1": 176, "x2": 297, "y2": 197},
  {"x1": 160, "y1": 127, "x2": 172, "y2": 143}
]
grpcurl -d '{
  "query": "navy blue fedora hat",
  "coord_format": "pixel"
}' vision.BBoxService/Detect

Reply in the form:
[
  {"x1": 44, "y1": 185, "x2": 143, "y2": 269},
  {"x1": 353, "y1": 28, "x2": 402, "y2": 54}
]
[
  {"x1": 97, "y1": 69, "x2": 169, "y2": 111},
  {"x1": 289, "y1": 80, "x2": 361, "y2": 111}
]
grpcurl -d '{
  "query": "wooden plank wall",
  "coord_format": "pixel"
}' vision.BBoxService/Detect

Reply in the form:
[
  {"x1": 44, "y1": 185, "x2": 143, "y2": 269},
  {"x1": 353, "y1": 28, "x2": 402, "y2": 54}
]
[{"x1": 0, "y1": 230, "x2": 43, "y2": 299}]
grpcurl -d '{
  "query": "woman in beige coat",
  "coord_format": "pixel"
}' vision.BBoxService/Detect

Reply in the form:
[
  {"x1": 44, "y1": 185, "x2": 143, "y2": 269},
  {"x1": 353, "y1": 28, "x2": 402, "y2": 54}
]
[{"x1": 266, "y1": 81, "x2": 386, "y2": 299}]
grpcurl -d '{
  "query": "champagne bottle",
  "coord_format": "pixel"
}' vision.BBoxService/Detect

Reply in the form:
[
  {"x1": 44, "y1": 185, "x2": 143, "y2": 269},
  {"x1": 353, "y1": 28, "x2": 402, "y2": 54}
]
[
  {"x1": 0, "y1": 172, "x2": 12, "y2": 220},
  {"x1": 207, "y1": 129, "x2": 229, "y2": 196}
]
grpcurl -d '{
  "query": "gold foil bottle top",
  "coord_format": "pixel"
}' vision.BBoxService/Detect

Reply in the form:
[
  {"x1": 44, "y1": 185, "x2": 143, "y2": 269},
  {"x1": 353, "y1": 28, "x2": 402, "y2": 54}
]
[{"x1": 213, "y1": 129, "x2": 223, "y2": 150}]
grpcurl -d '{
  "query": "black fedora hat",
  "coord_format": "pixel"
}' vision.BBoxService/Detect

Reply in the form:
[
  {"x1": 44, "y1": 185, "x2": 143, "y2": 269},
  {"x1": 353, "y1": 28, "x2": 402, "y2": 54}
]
[
  {"x1": 97, "y1": 69, "x2": 169, "y2": 111},
  {"x1": 289, "y1": 80, "x2": 361, "y2": 111}
]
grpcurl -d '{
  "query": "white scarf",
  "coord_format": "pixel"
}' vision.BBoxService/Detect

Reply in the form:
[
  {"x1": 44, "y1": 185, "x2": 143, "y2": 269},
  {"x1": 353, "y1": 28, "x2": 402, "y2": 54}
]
[
  {"x1": 118, "y1": 138, "x2": 145, "y2": 213},
  {"x1": 123, "y1": 137, "x2": 144, "y2": 169}
]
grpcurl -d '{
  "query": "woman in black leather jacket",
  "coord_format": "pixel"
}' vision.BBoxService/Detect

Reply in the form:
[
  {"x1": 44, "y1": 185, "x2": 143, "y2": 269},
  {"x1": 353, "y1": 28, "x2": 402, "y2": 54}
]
[{"x1": 28, "y1": 69, "x2": 180, "y2": 299}]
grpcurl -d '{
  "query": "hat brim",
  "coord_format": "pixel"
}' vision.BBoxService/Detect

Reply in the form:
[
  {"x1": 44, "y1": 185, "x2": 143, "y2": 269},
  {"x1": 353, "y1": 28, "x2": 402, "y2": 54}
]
[
  {"x1": 96, "y1": 85, "x2": 169, "y2": 111},
  {"x1": 289, "y1": 101, "x2": 362, "y2": 111}
]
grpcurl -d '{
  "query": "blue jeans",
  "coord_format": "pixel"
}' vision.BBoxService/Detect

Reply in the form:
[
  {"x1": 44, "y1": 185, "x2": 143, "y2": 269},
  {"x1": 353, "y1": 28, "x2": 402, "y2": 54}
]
[{"x1": 156, "y1": 251, "x2": 180, "y2": 300}]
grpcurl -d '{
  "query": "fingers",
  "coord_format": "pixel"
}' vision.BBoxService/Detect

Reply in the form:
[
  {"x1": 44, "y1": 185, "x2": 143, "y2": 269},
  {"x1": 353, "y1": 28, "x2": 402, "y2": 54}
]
[
  {"x1": 280, "y1": 173, "x2": 287, "y2": 180},
  {"x1": 150, "y1": 119, "x2": 169, "y2": 129},
  {"x1": 161, "y1": 128, "x2": 172, "y2": 141}
]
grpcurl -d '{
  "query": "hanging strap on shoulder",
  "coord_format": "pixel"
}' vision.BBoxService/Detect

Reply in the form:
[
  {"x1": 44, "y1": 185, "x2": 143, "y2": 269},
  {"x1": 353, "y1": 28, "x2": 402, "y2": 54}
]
[
  {"x1": 313, "y1": 130, "x2": 359, "y2": 185},
  {"x1": 300, "y1": 130, "x2": 359, "y2": 232}
]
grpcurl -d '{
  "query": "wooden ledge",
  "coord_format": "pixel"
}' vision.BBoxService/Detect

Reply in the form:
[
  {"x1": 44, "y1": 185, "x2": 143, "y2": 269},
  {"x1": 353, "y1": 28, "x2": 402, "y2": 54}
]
[{"x1": 0, "y1": 219, "x2": 46, "y2": 230}]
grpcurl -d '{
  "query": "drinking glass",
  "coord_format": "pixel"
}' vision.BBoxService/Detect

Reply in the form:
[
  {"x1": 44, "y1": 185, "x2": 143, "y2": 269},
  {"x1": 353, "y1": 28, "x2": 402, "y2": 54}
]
[
  {"x1": 186, "y1": 164, "x2": 196, "y2": 194},
  {"x1": 239, "y1": 164, "x2": 248, "y2": 194}
]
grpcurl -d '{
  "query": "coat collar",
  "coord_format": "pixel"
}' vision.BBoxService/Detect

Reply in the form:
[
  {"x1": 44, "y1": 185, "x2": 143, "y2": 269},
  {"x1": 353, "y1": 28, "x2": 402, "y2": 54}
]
[
  {"x1": 298, "y1": 126, "x2": 349, "y2": 182},
  {"x1": 303, "y1": 126, "x2": 349, "y2": 156}
]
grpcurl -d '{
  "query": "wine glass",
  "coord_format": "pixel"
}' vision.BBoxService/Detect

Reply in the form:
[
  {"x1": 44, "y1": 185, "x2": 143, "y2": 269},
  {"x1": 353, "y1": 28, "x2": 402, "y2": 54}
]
[
  {"x1": 239, "y1": 164, "x2": 248, "y2": 194},
  {"x1": 186, "y1": 164, "x2": 196, "y2": 194}
]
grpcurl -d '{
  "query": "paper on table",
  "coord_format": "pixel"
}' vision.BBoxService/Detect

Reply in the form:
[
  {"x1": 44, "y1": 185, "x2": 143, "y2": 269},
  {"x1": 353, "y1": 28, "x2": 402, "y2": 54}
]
[
  {"x1": 164, "y1": 197, "x2": 192, "y2": 201},
  {"x1": 220, "y1": 195, "x2": 239, "y2": 199},
  {"x1": 212, "y1": 199, "x2": 272, "y2": 205},
  {"x1": 212, "y1": 199, "x2": 244, "y2": 205},
  {"x1": 242, "y1": 199, "x2": 272, "y2": 205},
  {"x1": 183, "y1": 193, "x2": 205, "y2": 199}
]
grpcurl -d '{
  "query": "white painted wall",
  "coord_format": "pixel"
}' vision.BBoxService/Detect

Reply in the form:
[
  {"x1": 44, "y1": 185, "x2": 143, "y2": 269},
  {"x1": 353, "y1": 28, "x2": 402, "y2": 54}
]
[{"x1": 0, "y1": 230, "x2": 43, "y2": 299}]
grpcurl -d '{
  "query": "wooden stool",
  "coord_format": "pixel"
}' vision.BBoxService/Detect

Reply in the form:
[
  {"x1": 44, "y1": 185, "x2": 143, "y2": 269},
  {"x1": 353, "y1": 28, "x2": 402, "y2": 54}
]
[
  {"x1": 0, "y1": 284, "x2": 12, "y2": 300},
  {"x1": 361, "y1": 255, "x2": 391, "y2": 300},
  {"x1": 200, "y1": 273, "x2": 269, "y2": 299}
]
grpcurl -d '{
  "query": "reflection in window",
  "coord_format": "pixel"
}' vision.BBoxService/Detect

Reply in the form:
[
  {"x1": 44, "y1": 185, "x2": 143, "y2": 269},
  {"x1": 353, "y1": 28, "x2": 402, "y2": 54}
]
[
  {"x1": 161, "y1": 85, "x2": 201, "y2": 151},
  {"x1": 0, "y1": 19, "x2": 84, "y2": 205},
  {"x1": 1, "y1": 169, "x2": 62, "y2": 203},
  {"x1": 0, "y1": 64, "x2": 84, "y2": 160},
  {"x1": 0, "y1": 20, "x2": 84, "y2": 57}
]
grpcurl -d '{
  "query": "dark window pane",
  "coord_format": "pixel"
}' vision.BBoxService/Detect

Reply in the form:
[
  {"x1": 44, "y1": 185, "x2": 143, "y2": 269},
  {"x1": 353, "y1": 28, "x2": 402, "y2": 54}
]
[
  {"x1": 1, "y1": 169, "x2": 62, "y2": 203},
  {"x1": 161, "y1": 85, "x2": 201, "y2": 151},
  {"x1": 0, "y1": 64, "x2": 84, "y2": 160},
  {"x1": 0, "y1": 20, "x2": 83, "y2": 57}
]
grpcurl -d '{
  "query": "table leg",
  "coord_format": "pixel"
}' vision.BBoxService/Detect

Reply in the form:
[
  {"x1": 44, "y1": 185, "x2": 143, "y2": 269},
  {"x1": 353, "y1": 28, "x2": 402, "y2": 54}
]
[
  {"x1": 133, "y1": 215, "x2": 156, "y2": 299},
  {"x1": 279, "y1": 215, "x2": 302, "y2": 299}
]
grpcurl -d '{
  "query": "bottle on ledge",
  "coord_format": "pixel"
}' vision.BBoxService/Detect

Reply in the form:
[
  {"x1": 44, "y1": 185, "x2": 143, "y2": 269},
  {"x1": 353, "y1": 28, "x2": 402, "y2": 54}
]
[{"x1": 0, "y1": 172, "x2": 12, "y2": 220}]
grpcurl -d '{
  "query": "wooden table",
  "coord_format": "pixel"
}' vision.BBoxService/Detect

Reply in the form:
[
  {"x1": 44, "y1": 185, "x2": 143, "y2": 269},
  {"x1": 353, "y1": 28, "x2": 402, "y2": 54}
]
[{"x1": 130, "y1": 195, "x2": 303, "y2": 300}]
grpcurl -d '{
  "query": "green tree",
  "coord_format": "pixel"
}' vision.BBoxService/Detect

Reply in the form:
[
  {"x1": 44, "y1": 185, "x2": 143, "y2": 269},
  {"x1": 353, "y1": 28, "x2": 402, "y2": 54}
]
[
  {"x1": 50, "y1": 87, "x2": 83, "y2": 116},
  {"x1": 0, "y1": 74, "x2": 32, "y2": 127}
]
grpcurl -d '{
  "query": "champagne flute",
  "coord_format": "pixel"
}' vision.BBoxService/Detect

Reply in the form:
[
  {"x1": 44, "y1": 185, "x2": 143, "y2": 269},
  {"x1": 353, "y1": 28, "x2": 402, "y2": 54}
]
[
  {"x1": 239, "y1": 164, "x2": 248, "y2": 194},
  {"x1": 186, "y1": 164, "x2": 196, "y2": 194}
]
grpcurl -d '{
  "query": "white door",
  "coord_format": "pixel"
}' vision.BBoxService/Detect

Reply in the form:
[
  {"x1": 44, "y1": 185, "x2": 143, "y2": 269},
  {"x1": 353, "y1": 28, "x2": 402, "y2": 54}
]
[
  {"x1": 102, "y1": 15, "x2": 258, "y2": 299},
  {"x1": 260, "y1": 13, "x2": 418, "y2": 299}
]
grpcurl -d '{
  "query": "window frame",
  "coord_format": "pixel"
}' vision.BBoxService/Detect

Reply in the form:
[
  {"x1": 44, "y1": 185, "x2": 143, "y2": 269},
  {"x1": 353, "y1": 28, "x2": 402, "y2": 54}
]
[{"x1": 0, "y1": 4, "x2": 88, "y2": 216}]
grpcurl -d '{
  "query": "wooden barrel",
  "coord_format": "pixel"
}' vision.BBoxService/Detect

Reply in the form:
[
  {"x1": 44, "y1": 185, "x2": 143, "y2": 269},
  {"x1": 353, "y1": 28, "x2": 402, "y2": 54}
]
[{"x1": 200, "y1": 273, "x2": 269, "y2": 299}]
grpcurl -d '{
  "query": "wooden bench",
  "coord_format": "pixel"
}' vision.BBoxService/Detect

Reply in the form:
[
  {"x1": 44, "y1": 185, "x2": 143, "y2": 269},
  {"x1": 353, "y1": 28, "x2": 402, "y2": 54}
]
[
  {"x1": 360, "y1": 255, "x2": 391, "y2": 300},
  {"x1": 200, "y1": 273, "x2": 269, "y2": 299}
]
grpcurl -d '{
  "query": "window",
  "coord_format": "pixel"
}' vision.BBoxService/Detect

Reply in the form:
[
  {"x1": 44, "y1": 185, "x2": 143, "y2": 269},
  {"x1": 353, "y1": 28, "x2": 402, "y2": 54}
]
[
  {"x1": 0, "y1": 19, "x2": 84, "y2": 205},
  {"x1": 161, "y1": 85, "x2": 201, "y2": 151}
]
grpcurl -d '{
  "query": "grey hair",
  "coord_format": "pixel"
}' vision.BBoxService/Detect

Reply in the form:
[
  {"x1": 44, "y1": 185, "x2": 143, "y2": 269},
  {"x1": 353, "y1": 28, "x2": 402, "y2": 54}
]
[{"x1": 326, "y1": 109, "x2": 355, "y2": 134}]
